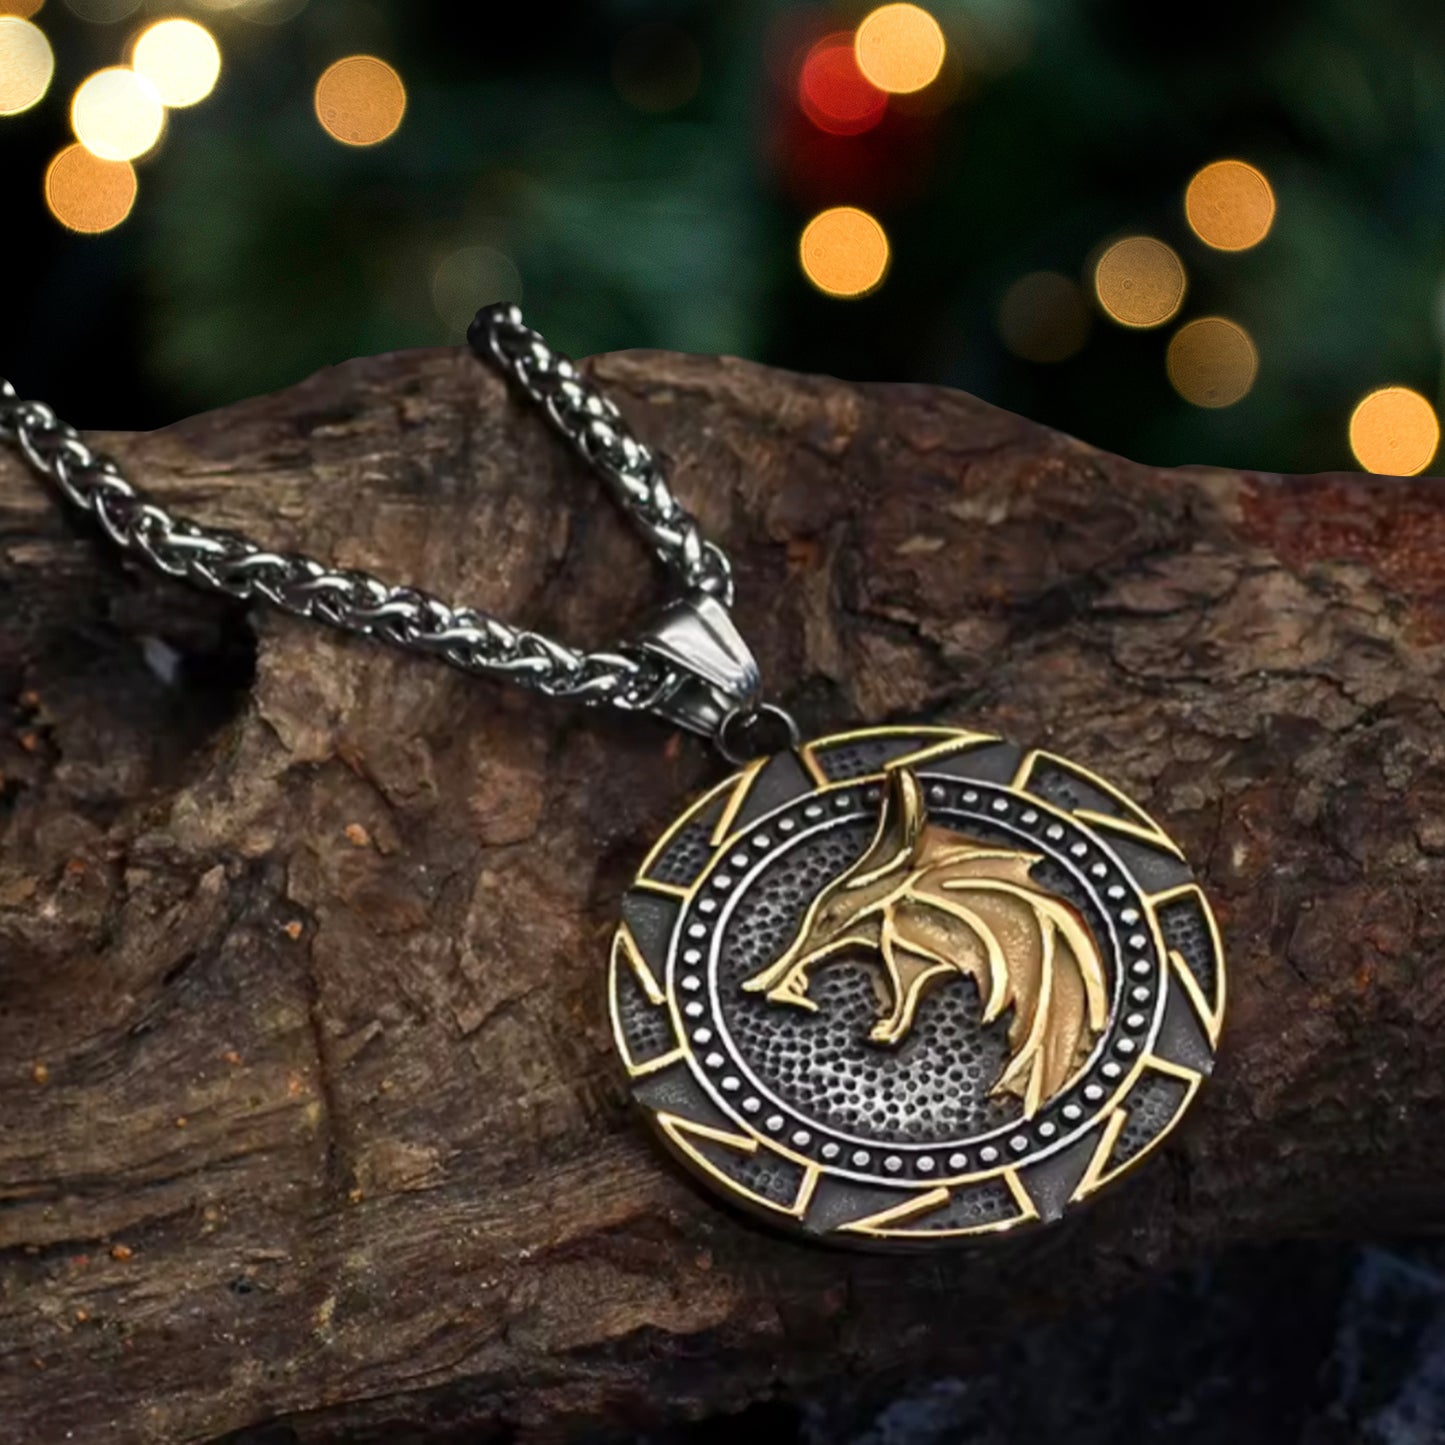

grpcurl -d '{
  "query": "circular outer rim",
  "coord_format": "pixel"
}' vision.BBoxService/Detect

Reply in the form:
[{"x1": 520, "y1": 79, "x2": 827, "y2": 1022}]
[{"x1": 609, "y1": 726, "x2": 1225, "y2": 1248}]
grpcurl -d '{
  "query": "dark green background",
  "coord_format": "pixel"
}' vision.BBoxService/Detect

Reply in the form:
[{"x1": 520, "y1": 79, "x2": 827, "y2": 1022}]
[{"x1": 6, "y1": 0, "x2": 1445, "y2": 475}]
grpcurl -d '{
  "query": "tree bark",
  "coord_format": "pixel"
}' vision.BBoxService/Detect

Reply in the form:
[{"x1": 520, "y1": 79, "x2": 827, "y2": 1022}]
[{"x1": 1, "y1": 345, "x2": 1443, "y2": 1443}]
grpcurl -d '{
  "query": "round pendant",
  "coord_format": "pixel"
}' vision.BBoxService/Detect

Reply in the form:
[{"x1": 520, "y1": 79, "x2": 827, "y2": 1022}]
[{"x1": 610, "y1": 727, "x2": 1225, "y2": 1247}]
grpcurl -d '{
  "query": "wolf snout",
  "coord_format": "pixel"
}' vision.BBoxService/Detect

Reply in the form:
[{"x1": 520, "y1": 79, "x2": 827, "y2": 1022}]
[{"x1": 742, "y1": 965, "x2": 819, "y2": 1011}]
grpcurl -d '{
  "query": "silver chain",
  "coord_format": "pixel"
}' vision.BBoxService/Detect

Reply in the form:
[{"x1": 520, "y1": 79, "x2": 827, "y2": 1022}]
[{"x1": 0, "y1": 303, "x2": 758, "y2": 729}]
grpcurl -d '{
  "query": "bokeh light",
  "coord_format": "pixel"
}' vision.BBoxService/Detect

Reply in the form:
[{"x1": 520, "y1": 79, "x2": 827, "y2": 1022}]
[
  {"x1": 314, "y1": 55, "x2": 405, "y2": 147},
  {"x1": 1349, "y1": 387, "x2": 1440, "y2": 476},
  {"x1": 432, "y1": 246, "x2": 523, "y2": 337},
  {"x1": 0, "y1": 16, "x2": 53, "y2": 116},
  {"x1": 133, "y1": 18, "x2": 221, "y2": 108},
  {"x1": 798, "y1": 32, "x2": 887, "y2": 136},
  {"x1": 44, "y1": 142, "x2": 136, "y2": 232},
  {"x1": 800, "y1": 206, "x2": 890, "y2": 298},
  {"x1": 71, "y1": 67, "x2": 164, "y2": 161},
  {"x1": 0, "y1": 0, "x2": 44, "y2": 19},
  {"x1": 854, "y1": 3, "x2": 946, "y2": 95},
  {"x1": 1093, "y1": 236, "x2": 1186, "y2": 329},
  {"x1": 1185, "y1": 160, "x2": 1276, "y2": 252},
  {"x1": 1166, "y1": 318, "x2": 1258, "y2": 408},
  {"x1": 63, "y1": 0, "x2": 141, "y2": 21},
  {"x1": 997, "y1": 271, "x2": 1091, "y2": 364},
  {"x1": 612, "y1": 22, "x2": 701, "y2": 113}
]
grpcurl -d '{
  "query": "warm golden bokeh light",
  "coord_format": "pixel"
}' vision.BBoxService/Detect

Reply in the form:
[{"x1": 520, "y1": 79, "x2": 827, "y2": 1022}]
[
  {"x1": 432, "y1": 246, "x2": 523, "y2": 337},
  {"x1": 1185, "y1": 160, "x2": 1276, "y2": 252},
  {"x1": 0, "y1": 0, "x2": 45, "y2": 19},
  {"x1": 0, "y1": 16, "x2": 53, "y2": 116},
  {"x1": 44, "y1": 142, "x2": 137, "y2": 232},
  {"x1": 314, "y1": 55, "x2": 405, "y2": 146},
  {"x1": 1349, "y1": 387, "x2": 1440, "y2": 476},
  {"x1": 854, "y1": 3, "x2": 946, "y2": 94},
  {"x1": 72, "y1": 66, "x2": 164, "y2": 161},
  {"x1": 800, "y1": 206, "x2": 891, "y2": 298},
  {"x1": 997, "y1": 271, "x2": 1092, "y2": 364},
  {"x1": 1166, "y1": 318, "x2": 1258, "y2": 408},
  {"x1": 133, "y1": 18, "x2": 220, "y2": 108},
  {"x1": 1093, "y1": 236, "x2": 1187, "y2": 329}
]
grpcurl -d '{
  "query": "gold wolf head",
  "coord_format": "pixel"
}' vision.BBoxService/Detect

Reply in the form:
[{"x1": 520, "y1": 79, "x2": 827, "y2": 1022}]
[{"x1": 741, "y1": 768, "x2": 1108, "y2": 1118}]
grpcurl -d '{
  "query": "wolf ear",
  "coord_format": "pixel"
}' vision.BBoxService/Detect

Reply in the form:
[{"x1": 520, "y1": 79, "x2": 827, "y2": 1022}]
[{"x1": 843, "y1": 767, "x2": 928, "y2": 890}]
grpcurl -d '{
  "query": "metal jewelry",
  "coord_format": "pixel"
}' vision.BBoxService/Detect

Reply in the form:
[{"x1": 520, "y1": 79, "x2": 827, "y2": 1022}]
[{"x1": 1, "y1": 305, "x2": 1224, "y2": 1248}]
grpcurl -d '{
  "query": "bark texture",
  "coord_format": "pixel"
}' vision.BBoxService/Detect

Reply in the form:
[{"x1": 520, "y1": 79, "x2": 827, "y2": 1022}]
[{"x1": 1, "y1": 346, "x2": 1443, "y2": 1443}]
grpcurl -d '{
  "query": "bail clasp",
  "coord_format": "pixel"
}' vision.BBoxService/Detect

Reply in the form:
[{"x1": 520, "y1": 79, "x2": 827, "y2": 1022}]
[{"x1": 632, "y1": 592, "x2": 763, "y2": 739}]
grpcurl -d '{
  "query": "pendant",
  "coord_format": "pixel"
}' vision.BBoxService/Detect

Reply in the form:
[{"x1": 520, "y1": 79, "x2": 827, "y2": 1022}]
[{"x1": 610, "y1": 726, "x2": 1225, "y2": 1247}]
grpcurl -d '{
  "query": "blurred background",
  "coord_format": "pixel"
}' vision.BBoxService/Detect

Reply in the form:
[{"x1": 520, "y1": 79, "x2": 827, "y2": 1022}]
[{"x1": 5, "y1": 0, "x2": 1445, "y2": 477}]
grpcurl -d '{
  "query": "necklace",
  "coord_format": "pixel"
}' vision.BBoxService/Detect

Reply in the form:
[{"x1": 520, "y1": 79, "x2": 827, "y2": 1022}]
[{"x1": 0, "y1": 304, "x2": 1224, "y2": 1248}]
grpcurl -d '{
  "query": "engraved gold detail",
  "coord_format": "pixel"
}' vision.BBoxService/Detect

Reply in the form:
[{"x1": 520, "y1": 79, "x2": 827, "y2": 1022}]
[
  {"x1": 637, "y1": 772, "x2": 736, "y2": 881},
  {"x1": 835, "y1": 1186, "x2": 952, "y2": 1237},
  {"x1": 796, "y1": 725, "x2": 997, "y2": 788},
  {"x1": 616, "y1": 924, "x2": 665, "y2": 1005},
  {"x1": 741, "y1": 766, "x2": 1108, "y2": 1117},
  {"x1": 1148, "y1": 883, "x2": 1227, "y2": 1045},
  {"x1": 799, "y1": 746, "x2": 832, "y2": 789},
  {"x1": 611, "y1": 725, "x2": 1226, "y2": 1245},
  {"x1": 1071, "y1": 1055, "x2": 1204, "y2": 1201},
  {"x1": 709, "y1": 756, "x2": 767, "y2": 846},
  {"x1": 608, "y1": 926, "x2": 681, "y2": 1078},
  {"x1": 656, "y1": 1112, "x2": 817, "y2": 1219},
  {"x1": 882, "y1": 731, "x2": 1002, "y2": 772},
  {"x1": 1072, "y1": 1106, "x2": 1129, "y2": 1200},
  {"x1": 631, "y1": 877, "x2": 690, "y2": 900},
  {"x1": 837, "y1": 1167, "x2": 1038, "y2": 1240},
  {"x1": 1013, "y1": 749, "x2": 1185, "y2": 861}
]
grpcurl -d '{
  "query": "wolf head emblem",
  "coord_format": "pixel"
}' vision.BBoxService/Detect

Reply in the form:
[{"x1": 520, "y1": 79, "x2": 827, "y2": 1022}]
[{"x1": 741, "y1": 768, "x2": 1109, "y2": 1117}]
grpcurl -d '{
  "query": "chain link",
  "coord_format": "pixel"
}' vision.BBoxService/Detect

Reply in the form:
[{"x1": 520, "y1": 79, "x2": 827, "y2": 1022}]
[
  {"x1": 0, "y1": 303, "x2": 737, "y2": 717},
  {"x1": 474, "y1": 304, "x2": 732, "y2": 606}
]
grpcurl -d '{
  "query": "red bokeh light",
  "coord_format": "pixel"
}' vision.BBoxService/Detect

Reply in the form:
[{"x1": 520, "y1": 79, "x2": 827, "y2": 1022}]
[
  {"x1": 797, "y1": 32, "x2": 887, "y2": 136},
  {"x1": 764, "y1": 10, "x2": 941, "y2": 211}
]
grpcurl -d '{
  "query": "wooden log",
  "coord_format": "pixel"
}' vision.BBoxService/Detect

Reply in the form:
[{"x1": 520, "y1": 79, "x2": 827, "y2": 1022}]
[{"x1": 1, "y1": 345, "x2": 1443, "y2": 1443}]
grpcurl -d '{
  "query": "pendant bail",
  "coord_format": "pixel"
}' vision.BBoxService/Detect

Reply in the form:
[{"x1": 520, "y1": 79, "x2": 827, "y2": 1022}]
[{"x1": 631, "y1": 592, "x2": 763, "y2": 738}]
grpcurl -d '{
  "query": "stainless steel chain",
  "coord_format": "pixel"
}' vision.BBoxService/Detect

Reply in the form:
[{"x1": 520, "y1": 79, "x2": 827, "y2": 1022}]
[{"x1": 0, "y1": 303, "x2": 778, "y2": 743}]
